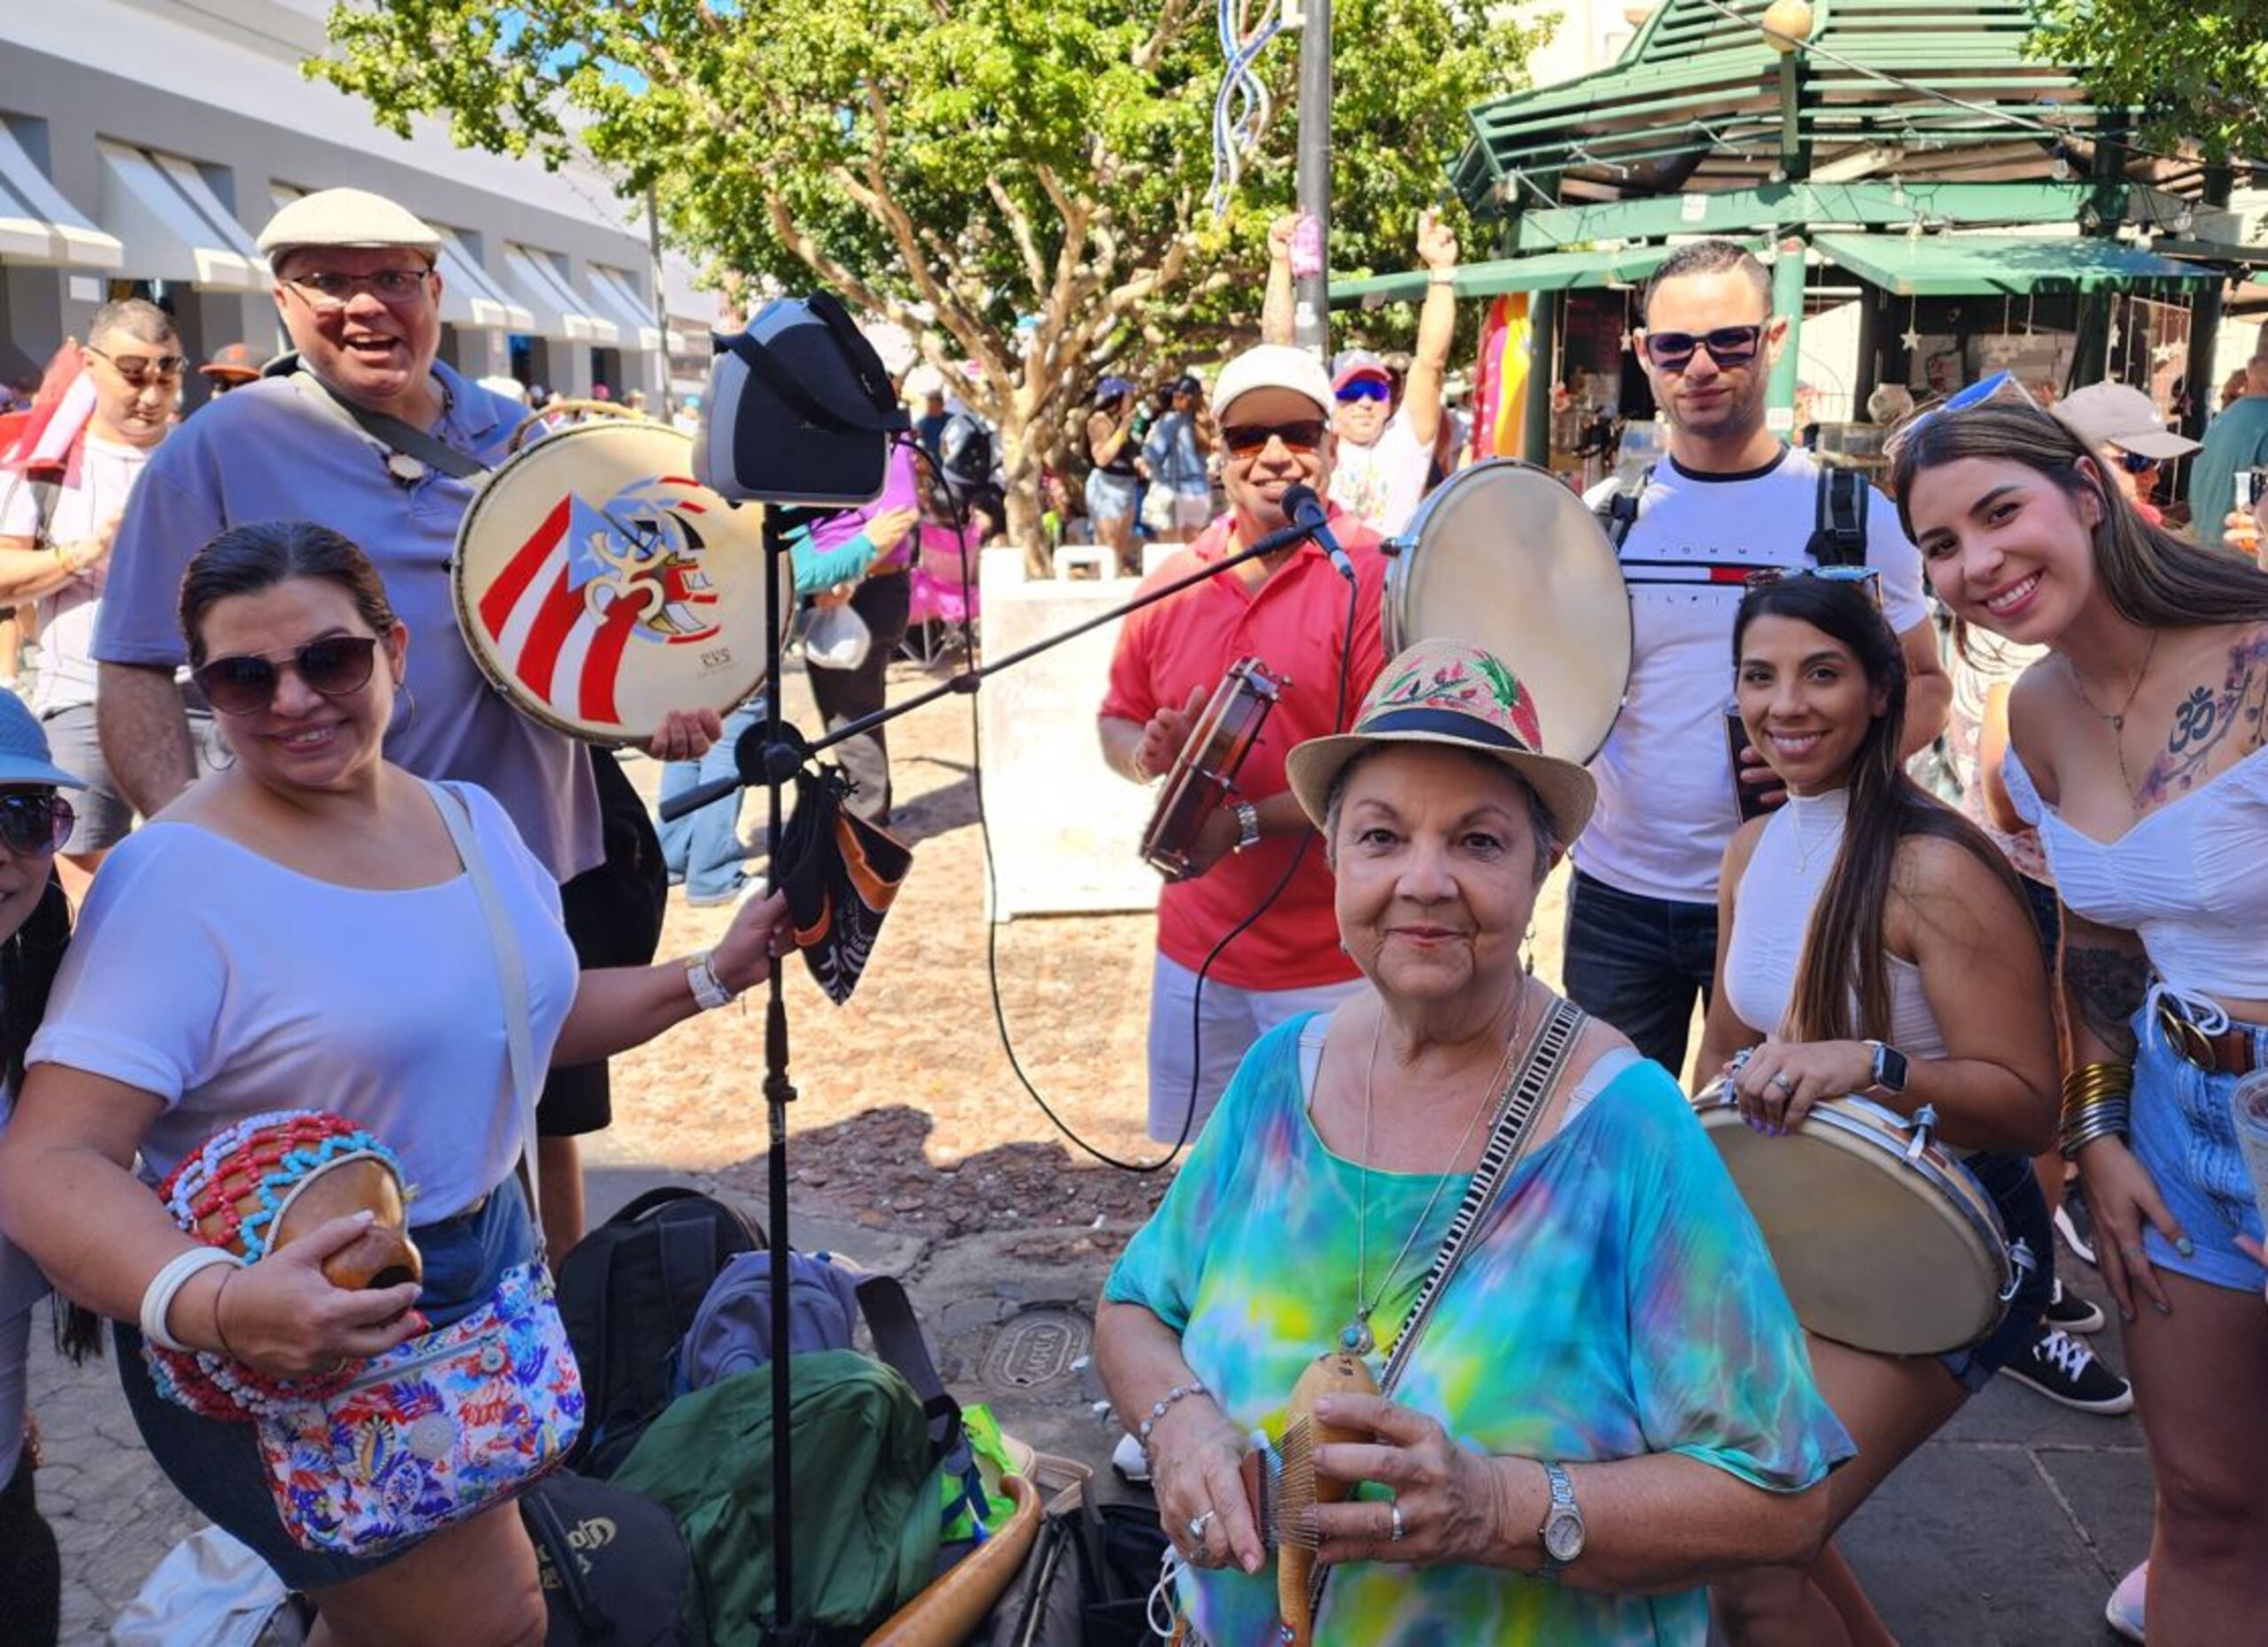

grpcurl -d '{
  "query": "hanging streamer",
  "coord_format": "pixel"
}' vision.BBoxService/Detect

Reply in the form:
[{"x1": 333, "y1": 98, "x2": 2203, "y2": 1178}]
[{"x1": 1209, "y1": 0, "x2": 1287, "y2": 219}]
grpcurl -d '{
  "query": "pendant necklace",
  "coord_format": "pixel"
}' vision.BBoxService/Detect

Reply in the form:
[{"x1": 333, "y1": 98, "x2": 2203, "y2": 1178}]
[
  {"x1": 2065, "y1": 629, "x2": 2159, "y2": 808},
  {"x1": 1341, "y1": 983, "x2": 1534, "y2": 1358}
]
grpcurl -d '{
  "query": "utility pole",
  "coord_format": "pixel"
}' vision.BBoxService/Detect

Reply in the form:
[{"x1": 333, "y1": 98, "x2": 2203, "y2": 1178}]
[
  {"x1": 646, "y1": 184, "x2": 673, "y2": 418},
  {"x1": 1293, "y1": 0, "x2": 1331, "y2": 355}
]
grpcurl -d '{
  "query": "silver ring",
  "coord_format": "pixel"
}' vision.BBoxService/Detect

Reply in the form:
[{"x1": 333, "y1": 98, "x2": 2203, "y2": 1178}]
[
  {"x1": 1187, "y1": 1511, "x2": 1215, "y2": 1540},
  {"x1": 1388, "y1": 1503, "x2": 1405, "y2": 1543},
  {"x1": 1771, "y1": 1072, "x2": 1795, "y2": 1092}
]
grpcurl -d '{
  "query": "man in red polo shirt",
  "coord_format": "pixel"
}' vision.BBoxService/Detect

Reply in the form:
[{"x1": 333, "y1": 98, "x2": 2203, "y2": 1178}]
[{"x1": 1100, "y1": 343, "x2": 1389, "y2": 1140}]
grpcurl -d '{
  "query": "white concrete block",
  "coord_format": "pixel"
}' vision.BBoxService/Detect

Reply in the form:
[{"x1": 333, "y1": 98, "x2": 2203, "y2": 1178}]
[{"x1": 977, "y1": 547, "x2": 1164, "y2": 921}]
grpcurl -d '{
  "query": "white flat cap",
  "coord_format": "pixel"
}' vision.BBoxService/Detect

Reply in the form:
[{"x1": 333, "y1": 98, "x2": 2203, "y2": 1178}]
[{"x1": 258, "y1": 188, "x2": 442, "y2": 261}]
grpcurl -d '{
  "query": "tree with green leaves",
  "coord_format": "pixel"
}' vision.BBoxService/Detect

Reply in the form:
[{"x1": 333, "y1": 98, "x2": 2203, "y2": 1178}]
[
  {"x1": 2026, "y1": 0, "x2": 2268, "y2": 166},
  {"x1": 313, "y1": 0, "x2": 1542, "y2": 553}
]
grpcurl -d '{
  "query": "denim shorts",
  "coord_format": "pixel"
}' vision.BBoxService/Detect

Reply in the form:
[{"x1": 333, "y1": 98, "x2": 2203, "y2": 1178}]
[
  {"x1": 115, "y1": 1179, "x2": 536, "y2": 1592},
  {"x1": 1937, "y1": 1148, "x2": 2055, "y2": 1393},
  {"x1": 1085, "y1": 468, "x2": 1139, "y2": 526},
  {"x1": 2129, "y1": 1002, "x2": 2268, "y2": 1294}
]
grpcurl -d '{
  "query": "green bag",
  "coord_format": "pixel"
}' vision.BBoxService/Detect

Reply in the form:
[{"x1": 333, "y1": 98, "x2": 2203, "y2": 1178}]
[{"x1": 612, "y1": 1349, "x2": 944, "y2": 1645}]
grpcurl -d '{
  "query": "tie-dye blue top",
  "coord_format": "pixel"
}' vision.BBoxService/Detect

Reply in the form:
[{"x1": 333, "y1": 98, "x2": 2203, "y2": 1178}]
[{"x1": 1105, "y1": 1014, "x2": 1852, "y2": 1646}]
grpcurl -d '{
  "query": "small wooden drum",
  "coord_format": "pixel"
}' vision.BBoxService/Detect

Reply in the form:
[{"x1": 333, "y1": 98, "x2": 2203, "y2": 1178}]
[
  {"x1": 1693, "y1": 1084, "x2": 2017, "y2": 1356},
  {"x1": 1138, "y1": 657, "x2": 1283, "y2": 882},
  {"x1": 453, "y1": 420, "x2": 792, "y2": 745},
  {"x1": 1383, "y1": 458, "x2": 1632, "y2": 762}
]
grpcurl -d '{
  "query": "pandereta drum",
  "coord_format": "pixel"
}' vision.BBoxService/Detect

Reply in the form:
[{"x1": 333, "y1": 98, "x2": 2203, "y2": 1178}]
[{"x1": 1139, "y1": 656, "x2": 1283, "y2": 882}]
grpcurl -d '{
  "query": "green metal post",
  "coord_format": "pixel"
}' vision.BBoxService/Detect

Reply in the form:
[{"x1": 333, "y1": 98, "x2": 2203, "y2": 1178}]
[
  {"x1": 1767, "y1": 237, "x2": 1806, "y2": 435},
  {"x1": 1522, "y1": 290, "x2": 1558, "y2": 465}
]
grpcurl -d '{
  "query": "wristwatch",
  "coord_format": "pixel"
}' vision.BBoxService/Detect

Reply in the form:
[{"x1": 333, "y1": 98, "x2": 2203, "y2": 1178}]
[
  {"x1": 686, "y1": 951, "x2": 738, "y2": 1012},
  {"x1": 1866, "y1": 1040, "x2": 1910, "y2": 1099},
  {"x1": 1537, "y1": 1461, "x2": 1585, "y2": 1581},
  {"x1": 1230, "y1": 800, "x2": 1262, "y2": 854}
]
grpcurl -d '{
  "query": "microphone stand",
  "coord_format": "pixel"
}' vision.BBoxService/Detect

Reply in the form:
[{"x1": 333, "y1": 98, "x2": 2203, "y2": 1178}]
[{"x1": 672, "y1": 502, "x2": 1331, "y2": 1641}]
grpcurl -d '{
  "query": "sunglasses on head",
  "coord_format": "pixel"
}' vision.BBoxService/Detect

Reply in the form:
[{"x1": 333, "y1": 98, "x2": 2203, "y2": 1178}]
[
  {"x1": 1334, "y1": 379, "x2": 1392, "y2": 404},
  {"x1": 1884, "y1": 370, "x2": 2044, "y2": 457},
  {"x1": 1221, "y1": 419, "x2": 1328, "y2": 455},
  {"x1": 0, "y1": 791, "x2": 74, "y2": 857},
  {"x1": 1639, "y1": 324, "x2": 1767, "y2": 372},
  {"x1": 1744, "y1": 564, "x2": 1885, "y2": 610},
  {"x1": 193, "y1": 634, "x2": 381, "y2": 717}
]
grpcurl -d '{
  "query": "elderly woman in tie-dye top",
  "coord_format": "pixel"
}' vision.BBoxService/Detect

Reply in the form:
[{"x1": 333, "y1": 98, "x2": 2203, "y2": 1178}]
[{"x1": 1096, "y1": 640, "x2": 1853, "y2": 1647}]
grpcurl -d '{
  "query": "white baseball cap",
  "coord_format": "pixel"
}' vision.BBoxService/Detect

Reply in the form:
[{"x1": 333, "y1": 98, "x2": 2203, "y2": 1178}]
[
  {"x1": 2053, "y1": 382, "x2": 2200, "y2": 461},
  {"x1": 1211, "y1": 344, "x2": 1334, "y2": 422}
]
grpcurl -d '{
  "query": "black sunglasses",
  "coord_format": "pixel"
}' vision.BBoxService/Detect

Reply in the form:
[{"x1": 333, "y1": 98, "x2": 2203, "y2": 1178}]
[
  {"x1": 0, "y1": 791, "x2": 74, "y2": 856},
  {"x1": 1640, "y1": 324, "x2": 1767, "y2": 371},
  {"x1": 1220, "y1": 419, "x2": 1328, "y2": 455},
  {"x1": 193, "y1": 635, "x2": 381, "y2": 717}
]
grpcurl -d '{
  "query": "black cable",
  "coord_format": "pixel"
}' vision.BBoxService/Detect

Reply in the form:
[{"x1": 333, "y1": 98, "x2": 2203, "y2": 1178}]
[{"x1": 906, "y1": 443, "x2": 1361, "y2": 1172}]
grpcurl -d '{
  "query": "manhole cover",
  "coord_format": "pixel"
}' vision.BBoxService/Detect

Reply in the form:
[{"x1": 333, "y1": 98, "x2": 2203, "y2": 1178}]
[{"x1": 978, "y1": 1305, "x2": 1091, "y2": 1390}]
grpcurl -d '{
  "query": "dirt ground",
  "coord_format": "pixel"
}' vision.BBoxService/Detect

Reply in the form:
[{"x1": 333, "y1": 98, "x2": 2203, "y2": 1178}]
[{"x1": 609, "y1": 650, "x2": 1573, "y2": 1235}]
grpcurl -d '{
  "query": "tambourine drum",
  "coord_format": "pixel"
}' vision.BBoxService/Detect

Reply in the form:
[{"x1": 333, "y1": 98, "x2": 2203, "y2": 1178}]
[
  {"x1": 1693, "y1": 1084, "x2": 2016, "y2": 1356},
  {"x1": 1382, "y1": 459, "x2": 1632, "y2": 762},
  {"x1": 1140, "y1": 657, "x2": 1283, "y2": 881},
  {"x1": 454, "y1": 421, "x2": 791, "y2": 744}
]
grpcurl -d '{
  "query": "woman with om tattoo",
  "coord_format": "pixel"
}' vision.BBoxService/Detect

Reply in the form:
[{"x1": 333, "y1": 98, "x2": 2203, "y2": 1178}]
[{"x1": 1895, "y1": 397, "x2": 2268, "y2": 1646}]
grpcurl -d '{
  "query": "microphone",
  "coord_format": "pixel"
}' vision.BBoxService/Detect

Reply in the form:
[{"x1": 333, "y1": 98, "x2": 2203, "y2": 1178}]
[{"x1": 1279, "y1": 483, "x2": 1355, "y2": 582}]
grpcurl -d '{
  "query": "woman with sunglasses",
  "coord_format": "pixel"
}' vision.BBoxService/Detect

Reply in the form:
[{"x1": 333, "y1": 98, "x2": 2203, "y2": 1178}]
[
  {"x1": 0, "y1": 520, "x2": 794, "y2": 1645},
  {"x1": 1698, "y1": 572, "x2": 2059, "y2": 1646},
  {"x1": 0, "y1": 692, "x2": 84, "y2": 1646},
  {"x1": 1894, "y1": 399, "x2": 2268, "y2": 1644}
]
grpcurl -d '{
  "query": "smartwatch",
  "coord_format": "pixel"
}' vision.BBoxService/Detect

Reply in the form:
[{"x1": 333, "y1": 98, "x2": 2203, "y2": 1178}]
[
  {"x1": 1537, "y1": 1460, "x2": 1585, "y2": 1581},
  {"x1": 1866, "y1": 1040, "x2": 1910, "y2": 1099}
]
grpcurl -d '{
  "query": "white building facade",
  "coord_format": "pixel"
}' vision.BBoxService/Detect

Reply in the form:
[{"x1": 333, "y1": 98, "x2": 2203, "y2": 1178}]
[{"x1": 0, "y1": 0, "x2": 694, "y2": 410}]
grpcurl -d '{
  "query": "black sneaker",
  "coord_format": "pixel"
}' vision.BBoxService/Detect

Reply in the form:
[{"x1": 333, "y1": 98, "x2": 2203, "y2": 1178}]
[
  {"x1": 2002, "y1": 1325, "x2": 2133, "y2": 1414},
  {"x1": 2042, "y1": 1279, "x2": 2106, "y2": 1335},
  {"x1": 2054, "y1": 1188, "x2": 2099, "y2": 1269}
]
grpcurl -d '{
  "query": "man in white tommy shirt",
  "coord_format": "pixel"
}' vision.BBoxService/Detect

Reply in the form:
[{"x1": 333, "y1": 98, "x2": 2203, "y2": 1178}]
[
  {"x1": 1565, "y1": 240, "x2": 1949, "y2": 1078},
  {"x1": 1262, "y1": 209, "x2": 1457, "y2": 537},
  {"x1": 0, "y1": 299, "x2": 182, "y2": 900}
]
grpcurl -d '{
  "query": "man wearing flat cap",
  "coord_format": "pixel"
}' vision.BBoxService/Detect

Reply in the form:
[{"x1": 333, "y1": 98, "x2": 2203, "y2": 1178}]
[{"x1": 93, "y1": 186, "x2": 718, "y2": 1250}]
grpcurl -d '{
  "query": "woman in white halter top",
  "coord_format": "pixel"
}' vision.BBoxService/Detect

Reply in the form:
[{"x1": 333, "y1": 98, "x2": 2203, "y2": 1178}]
[
  {"x1": 1699, "y1": 574, "x2": 2060, "y2": 1646},
  {"x1": 1898, "y1": 393, "x2": 2268, "y2": 1644}
]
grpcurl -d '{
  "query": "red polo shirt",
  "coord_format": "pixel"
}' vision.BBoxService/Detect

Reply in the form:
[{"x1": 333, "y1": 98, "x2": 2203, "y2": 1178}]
[{"x1": 1101, "y1": 509, "x2": 1389, "y2": 989}]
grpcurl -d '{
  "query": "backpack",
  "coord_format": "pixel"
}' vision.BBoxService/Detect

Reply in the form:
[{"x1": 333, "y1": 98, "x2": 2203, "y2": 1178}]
[
  {"x1": 970, "y1": 1483, "x2": 1170, "y2": 1647},
  {"x1": 522, "y1": 1470, "x2": 696, "y2": 1647},
  {"x1": 1595, "y1": 461, "x2": 1869, "y2": 568},
  {"x1": 554, "y1": 1187, "x2": 763, "y2": 1477},
  {"x1": 611, "y1": 1350, "x2": 947, "y2": 1646}
]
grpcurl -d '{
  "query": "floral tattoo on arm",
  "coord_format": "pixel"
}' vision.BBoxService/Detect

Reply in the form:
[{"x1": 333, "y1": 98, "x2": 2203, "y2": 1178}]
[{"x1": 2138, "y1": 630, "x2": 2268, "y2": 804}]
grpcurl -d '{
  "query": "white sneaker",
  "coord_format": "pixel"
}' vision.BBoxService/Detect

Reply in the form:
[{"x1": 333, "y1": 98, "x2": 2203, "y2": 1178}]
[{"x1": 2104, "y1": 1559, "x2": 2145, "y2": 1643}]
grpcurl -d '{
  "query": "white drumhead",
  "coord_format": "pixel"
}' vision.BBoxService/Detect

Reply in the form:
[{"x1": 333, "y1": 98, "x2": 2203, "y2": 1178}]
[
  {"x1": 454, "y1": 422, "x2": 789, "y2": 744},
  {"x1": 1697, "y1": 1104, "x2": 2009, "y2": 1356},
  {"x1": 1385, "y1": 460, "x2": 1631, "y2": 762}
]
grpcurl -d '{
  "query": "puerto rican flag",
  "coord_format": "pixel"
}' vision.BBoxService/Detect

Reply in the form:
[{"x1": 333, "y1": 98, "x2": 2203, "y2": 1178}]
[{"x1": 476, "y1": 486, "x2": 718, "y2": 726}]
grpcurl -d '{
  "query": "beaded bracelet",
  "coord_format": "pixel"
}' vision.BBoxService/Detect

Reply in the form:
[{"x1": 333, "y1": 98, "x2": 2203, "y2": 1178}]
[{"x1": 1136, "y1": 1380, "x2": 1208, "y2": 1450}]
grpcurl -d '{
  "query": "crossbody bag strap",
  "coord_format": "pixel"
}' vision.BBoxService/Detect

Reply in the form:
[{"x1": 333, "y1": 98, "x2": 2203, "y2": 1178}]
[
  {"x1": 1380, "y1": 995, "x2": 1588, "y2": 1391},
  {"x1": 430, "y1": 781, "x2": 545, "y2": 1255},
  {"x1": 278, "y1": 357, "x2": 491, "y2": 480}
]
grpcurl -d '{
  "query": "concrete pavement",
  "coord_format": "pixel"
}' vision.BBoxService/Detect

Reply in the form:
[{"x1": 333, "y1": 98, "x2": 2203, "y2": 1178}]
[{"x1": 26, "y1": 1143, "x2": 2151, "y2": 1643}]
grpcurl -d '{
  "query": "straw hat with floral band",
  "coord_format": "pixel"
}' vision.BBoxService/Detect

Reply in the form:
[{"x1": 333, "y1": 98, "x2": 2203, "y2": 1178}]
[{"x1": 1285, "y1": 636, "x2": 1596, "y2": 845}]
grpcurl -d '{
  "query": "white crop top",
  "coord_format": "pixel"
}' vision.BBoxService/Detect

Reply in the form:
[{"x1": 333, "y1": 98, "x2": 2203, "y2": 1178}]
[
  {"x1": 1722, "y1": 789, "x2": 1949, "y2": 1061},
  {"x1": 2003, "y1": 743, "x2": 2268, "y2": 1001}
]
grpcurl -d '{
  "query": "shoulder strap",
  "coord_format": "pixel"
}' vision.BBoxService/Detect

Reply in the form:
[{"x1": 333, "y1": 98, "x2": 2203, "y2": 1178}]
[
  {"x1": 1812, "y1": 465, "x2": 1868, "y2": 568},
  {"x1": 28, "y1": 481, "x2": 59, "y2": 552},
  {"x1": 1593, "y1": 464, "x2": 1656, "y2": 551},
  {"x1": 280, "y1": 357, "x2": 490, "y2": 480},
  {"x1": 854, "y1": 1273, "x2": 965, "y2": 1459},
  {"x1": 430, "y1": 781, "x2": 545, "y2": 1252}
]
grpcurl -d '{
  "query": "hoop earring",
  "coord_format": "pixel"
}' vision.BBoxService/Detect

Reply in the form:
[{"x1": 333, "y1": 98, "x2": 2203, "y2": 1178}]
[
  {"x1": 207, "y1": 734, "x2": 237, "y2": 773},
  {"x1": 390, "y1": 680, "x2": 417, "y2": 736}
]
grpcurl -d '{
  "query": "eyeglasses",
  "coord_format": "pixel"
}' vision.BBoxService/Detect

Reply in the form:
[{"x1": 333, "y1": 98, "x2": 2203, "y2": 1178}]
[
  {"x1": 193, "y1": 635, "x2": 381, "y2": 716},
  {"x1": 1334, "y1": 380, "x2": 1391, "y2": 404},
  {"x1": 1220, "y1": 419, "x2": 1328, "y2": 455},
  {"x1": 1638, "y1": 324, "x2": 1767, "y2": 372},
  {"x1": 1884, "y1": 370, "x2": 2042, "y2": 457},
  {"x1": 0, "y1": 791, "x2": 74, "y2": 857},
  {"x1": 280, "y1": 268, "x2": 435, "y2": 311},
  {"x1": 84, "y1": 346, "x2": 186, "y2": 389},
  {"x1": 1744, "y1": 564, "x2": 1884, "y2": 610}
]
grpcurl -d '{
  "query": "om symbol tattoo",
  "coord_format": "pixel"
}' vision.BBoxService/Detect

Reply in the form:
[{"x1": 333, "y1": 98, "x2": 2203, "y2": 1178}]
[{"x1": 2170, "y1": 688, "x2": 2218, "y2": 755}]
